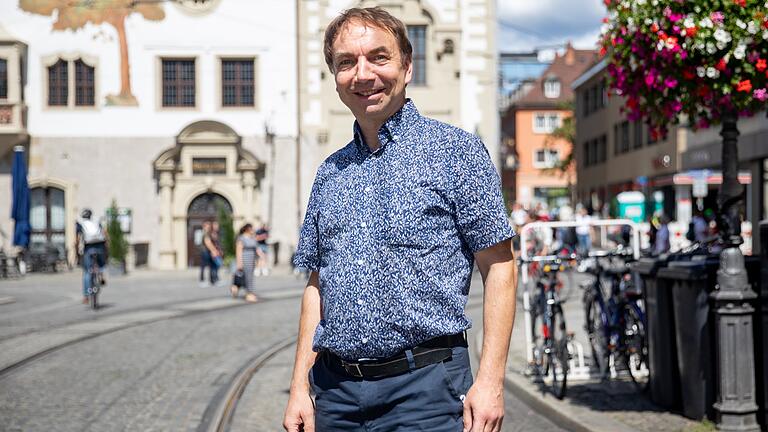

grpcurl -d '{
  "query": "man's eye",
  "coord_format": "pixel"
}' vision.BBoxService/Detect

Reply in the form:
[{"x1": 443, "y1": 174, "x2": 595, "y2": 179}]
[
  {"x1": 337, "y1": 59, "x2": 353, "y2": 68},
  {"x1": 373, "y1": 55, "x2": 388, "y2": 62}
]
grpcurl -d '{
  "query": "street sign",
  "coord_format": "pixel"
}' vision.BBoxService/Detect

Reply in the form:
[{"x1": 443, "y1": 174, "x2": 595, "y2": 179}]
[{"x1": 692, "y1": 170, "x2": 709, "y2": 198}]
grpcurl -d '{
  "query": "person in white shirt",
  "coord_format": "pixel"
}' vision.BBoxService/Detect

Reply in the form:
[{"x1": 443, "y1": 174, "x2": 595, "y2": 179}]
[
  {"x1": 75, "y1": 209, "x2": 107, "y2": 304},
  {"x1": 575, "y1": 206, "x2": 592, "y2": 255}
]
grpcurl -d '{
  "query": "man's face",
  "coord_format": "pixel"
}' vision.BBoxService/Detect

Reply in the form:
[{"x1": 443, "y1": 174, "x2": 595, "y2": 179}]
[{"x1": 331, "y1": 21, "x2": 412, "y2": 125}]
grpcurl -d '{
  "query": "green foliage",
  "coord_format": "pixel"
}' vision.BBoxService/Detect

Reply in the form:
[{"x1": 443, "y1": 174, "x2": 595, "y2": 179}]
[
  {"x1": 106, "y1": 199, "x2": 128, "y2": 263},
  {"x1": 217, "y1": 206, "x2": 236, "y2": 262},
  {"x1": 543, "y1": 101, "x2": 576, "y2": 178}
]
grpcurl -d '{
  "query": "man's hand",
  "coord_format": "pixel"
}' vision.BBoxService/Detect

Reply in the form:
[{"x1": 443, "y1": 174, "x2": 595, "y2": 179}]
[
  {"x1": 283, "y1": 388, "x2": 315, "y2": 432},
  {"x1": 462, "y1": 378, "x2": 504, "y2": 432}
]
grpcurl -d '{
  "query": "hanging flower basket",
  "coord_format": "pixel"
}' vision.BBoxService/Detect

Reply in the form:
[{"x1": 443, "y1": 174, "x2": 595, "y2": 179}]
[{"x1": 601, "y1": 0, "x2": 768, "y2": 138}]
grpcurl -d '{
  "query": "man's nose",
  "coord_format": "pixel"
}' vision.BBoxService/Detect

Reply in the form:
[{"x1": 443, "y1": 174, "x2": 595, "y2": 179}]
[{"x1": 354, "y1": 57, "x2": 374, "y2": 81}]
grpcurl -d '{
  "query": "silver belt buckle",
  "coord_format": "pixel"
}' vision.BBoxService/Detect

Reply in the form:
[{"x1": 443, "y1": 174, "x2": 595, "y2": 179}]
[{"x1": 343, "y1": 361, "x2": 363, "y2": 377}]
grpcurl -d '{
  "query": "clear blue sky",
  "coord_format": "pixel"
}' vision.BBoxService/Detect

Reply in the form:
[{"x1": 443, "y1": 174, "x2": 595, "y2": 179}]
[{"x1": 498, "y1": 0, "x2": 605, "y2": 53}]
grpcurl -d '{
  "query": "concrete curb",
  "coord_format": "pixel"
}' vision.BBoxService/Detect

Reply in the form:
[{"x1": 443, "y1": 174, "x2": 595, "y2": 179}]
[{"x1": 475, "y1": 330, "x2": 638, "y2": 432}]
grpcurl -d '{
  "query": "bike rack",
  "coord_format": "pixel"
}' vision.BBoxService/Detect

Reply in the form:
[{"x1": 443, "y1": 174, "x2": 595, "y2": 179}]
[{"x1": 518, "y1": 219, "x2": 641, "y2": 381}]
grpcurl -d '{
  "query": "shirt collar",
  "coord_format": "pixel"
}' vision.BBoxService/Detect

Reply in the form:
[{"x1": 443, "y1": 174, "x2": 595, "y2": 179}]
[{"x1": 353, "y1": 99, "x2": 419, "y2": 154}]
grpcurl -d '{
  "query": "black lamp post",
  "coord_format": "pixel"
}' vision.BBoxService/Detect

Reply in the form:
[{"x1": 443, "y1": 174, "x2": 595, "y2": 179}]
[{"x1": 711, "y1": 112, "x2": 760, "y2": 432}]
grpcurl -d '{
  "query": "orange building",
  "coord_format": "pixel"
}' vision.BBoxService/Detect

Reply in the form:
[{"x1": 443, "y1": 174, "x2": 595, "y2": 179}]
[{"x1": 501, "y1": 44, "x2": 596, "y2": 210}]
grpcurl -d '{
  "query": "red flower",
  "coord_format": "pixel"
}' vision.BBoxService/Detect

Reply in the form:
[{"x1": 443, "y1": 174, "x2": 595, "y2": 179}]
[
  {"x1": 757, "y1": 59, "x2": 767, "y2": 72},
  {"x1": 651, "y1": 23, "x2": 659, "y2": 33},
  {"x1": 737, "y1": 80, "x2": 753, "y2": 92},
  {"x1": 734, "y1": 0, "x2": 746, "y2": 6},
  {"x1": 599, "y1": 46, "x2": 608, "y2": 57},
  {"x1": 716, "y1": 58, "x2": 728, "y2": 71},
  {"x1": 685, "y1": 26, "x2": 697, "y2": 37},
  {"x1": 683, "y1": 70, "x2": 695, "y2": 80}
]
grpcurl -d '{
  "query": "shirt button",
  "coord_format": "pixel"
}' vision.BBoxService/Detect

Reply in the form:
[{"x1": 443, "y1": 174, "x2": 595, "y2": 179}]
[
  {"x1": 357, "y1": 299, "x2": 364, "y2": 305},
  {"x1": 361, "y1": 221, "x2": 367, "y2": 228},
  {"x1": 362, "y1": 337, "x2": 368, "y2": 344},
  {"x1": 356, "y1": 259, "x2": 364, "y2": 265},
  {"x1": 364, "y1": 186, "x2": 371, "y2": 192}
]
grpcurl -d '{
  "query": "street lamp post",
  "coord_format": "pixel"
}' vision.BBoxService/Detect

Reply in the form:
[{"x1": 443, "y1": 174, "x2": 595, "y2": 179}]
[{"x1": 711, "y1": 112, "x2": 760, "y2": 432}]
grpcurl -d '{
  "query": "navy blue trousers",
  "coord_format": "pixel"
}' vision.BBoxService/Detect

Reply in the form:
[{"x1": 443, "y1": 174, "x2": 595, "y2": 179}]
[{"x1": 310, "y1": 346, "x2": 473, "y2": 431}]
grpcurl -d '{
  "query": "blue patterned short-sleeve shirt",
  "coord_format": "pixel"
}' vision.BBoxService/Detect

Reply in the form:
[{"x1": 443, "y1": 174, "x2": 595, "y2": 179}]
[{"x1": 294, "y1": 100, "x2": 515, "y2": 360}]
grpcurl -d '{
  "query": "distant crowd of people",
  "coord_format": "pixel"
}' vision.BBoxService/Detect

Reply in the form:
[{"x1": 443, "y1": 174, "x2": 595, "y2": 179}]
[
  {"x1": 509, "y1": 200, "x2": 719, "y2": 258},
  {"x1": 197, "y1": 221, "x2": 270, "y2": 304}
]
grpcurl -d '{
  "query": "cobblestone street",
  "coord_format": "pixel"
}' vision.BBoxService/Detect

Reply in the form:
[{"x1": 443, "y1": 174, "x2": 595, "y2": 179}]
[{"x1": 0, "y1": 269, "x2": 566, "y2": 431}]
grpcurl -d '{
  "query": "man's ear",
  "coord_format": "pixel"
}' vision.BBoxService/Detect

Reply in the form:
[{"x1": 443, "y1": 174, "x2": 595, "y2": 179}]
[{"x1": 404, "y1": 59, "x2": 413, "y2": 84}]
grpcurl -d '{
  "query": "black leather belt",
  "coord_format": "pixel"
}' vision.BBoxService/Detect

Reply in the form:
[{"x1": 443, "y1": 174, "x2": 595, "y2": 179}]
[{"x1": 326, "y1": 332, "x2": 467, "y2": 379}]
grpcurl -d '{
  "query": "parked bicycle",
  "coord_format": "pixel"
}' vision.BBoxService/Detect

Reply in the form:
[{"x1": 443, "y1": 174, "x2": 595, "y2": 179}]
[
  {"x1": 579, "y1": 248, "x2": 649, "y2": 391},
  {"x1": 522, "y1": 254, "x2": 574, "y2": 399}
]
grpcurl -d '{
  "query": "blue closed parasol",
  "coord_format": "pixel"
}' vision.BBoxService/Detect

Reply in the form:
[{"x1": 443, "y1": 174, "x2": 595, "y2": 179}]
[{"x1": 11, "y1": 145, "x2": 30, "y2": 248}]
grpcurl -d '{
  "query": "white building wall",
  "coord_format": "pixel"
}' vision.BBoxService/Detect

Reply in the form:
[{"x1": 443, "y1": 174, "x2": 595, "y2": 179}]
[{"x1": 0, "y1": 0, "x2": 299, "y2": 268}]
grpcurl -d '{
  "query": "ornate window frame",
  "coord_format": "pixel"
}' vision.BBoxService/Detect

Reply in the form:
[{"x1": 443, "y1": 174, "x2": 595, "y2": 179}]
[{"x1": 41, "y1": 53, "x2": 99, "y2": 110}]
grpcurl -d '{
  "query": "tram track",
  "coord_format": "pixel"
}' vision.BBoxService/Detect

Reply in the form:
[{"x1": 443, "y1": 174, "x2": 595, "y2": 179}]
[{"x1": 0, "y1": 289, "x2": 304, "y2": 380}]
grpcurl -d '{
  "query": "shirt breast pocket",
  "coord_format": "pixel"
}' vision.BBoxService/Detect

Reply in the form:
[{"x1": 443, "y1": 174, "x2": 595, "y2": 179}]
[{"x1": 386, "y1": 186, "x2": 451, "y2": 249}]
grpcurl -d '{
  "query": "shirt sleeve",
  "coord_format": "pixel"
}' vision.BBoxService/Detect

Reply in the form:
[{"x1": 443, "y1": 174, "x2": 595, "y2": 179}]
[
  {"x1": 452, "y1": 136, "x2": 516, "y2": 252},
  {"x1": 292, "y1": 167, "x2": 325, "y2": 271}
]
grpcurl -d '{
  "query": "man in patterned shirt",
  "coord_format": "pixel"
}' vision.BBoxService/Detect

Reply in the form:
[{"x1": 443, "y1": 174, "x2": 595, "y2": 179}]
[{"x1": 284, "y1": 7, "x2": 517, "y2": 432}]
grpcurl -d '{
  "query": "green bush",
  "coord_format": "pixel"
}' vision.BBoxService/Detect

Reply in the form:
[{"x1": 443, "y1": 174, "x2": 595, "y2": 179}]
[
  {"x1": 217, "y1": 205, "x2": 235, "y2": 263},
  {"x1": 106, "y1": 200, "x2": 128, "y2": 264}
]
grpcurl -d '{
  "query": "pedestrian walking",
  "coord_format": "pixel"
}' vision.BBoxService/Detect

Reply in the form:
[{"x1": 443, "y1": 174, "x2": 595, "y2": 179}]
[
  {"x1": 197, "y1": 221, "x2": 211, "y2": 287},
  {"x1": 202, "y1": 221, "x2": 220, "y2": 286},
  {"x1": 210, "y1": 221, "x2": 223, "y2": 285},
  {"x1": 575, "y1": 205, "x2": 592, "y2": 255},
  {"x1": 653, "y1": 214, "x2": 671, "y2": 255},
  {"x1": 255, "y1": 224, "x2": 270, "y2": 276},
  {"x1": 283, "y1": 8, "x2": 517, "y2": 432},
  {"x1": 231, "y1": 223, "x2": 258, "y2": 303}
]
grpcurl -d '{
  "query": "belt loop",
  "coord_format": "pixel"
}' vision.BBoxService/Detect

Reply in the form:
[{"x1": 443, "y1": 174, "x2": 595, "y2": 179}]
[{"x1": 405, "y1": 349, "x2": 416, "y2": 370}]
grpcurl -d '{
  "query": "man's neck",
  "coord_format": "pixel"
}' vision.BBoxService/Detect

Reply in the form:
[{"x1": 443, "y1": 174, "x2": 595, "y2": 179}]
[
  {"x1": 358, "y1": 120, "x2": 384, "y2": 152},
  {"x1": 355, "y1": 99, "x2": 406, "y2": 152}
]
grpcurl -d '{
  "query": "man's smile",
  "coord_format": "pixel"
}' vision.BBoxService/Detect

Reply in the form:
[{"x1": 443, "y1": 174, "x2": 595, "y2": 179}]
[{"x1": 354, "y1": 88, "x2": 385, "y2": 97}]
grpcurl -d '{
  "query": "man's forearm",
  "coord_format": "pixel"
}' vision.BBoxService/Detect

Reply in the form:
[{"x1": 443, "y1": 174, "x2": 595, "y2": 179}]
[
  {"x1": 477, "y1": 259, "x2": 518, "y2": 384},
  {"x1": 289, "y1": 272, "x2": 322, "y2": 392}
]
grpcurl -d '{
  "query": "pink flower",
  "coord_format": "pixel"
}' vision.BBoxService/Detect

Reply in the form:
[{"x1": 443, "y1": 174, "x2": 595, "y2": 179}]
[
  {"x1": 664, "y1": 77, "x2": 678, "y2": 88},
  {"x1": 645, "y1": 72, "x2": 656, "y2": 87},
  {"x1": 753, "y1": 88, "x2": 768, "y2": 101},
  {"x1": 711, "y1": 11, "x2": 724, "y2": 24}
]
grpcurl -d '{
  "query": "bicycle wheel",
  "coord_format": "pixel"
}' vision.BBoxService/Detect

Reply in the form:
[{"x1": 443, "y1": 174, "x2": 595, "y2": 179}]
[
  {"x1": 623, "y1": 304, "x2": 649, "y2": 392},
  {"x1": 585, "y1": 293, "x2": 609, "y2": 377},
  {"x1": 529, "y1": 290, "x2": 546, "y2": 377},
  {"x1": 89, "y1": 271, "x2": 100, "y2": 310},
  {"x1": 548, "y1": 306, "x2": 568, "y2": 399}
]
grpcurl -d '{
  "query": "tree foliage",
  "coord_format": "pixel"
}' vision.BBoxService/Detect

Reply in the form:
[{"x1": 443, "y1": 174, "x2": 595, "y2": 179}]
[
  {"x1": 19, "y1": 0, "x2": 164, "y2": 29},
  {"x1": 543, "y1": 101, "x2": 575, "y2": 178},
  {"x1": 217, "y1": 205, "x2": 236, "y2": 262},
  {"x1": 106, "y1": 199, "x2": 128, "y2": 264}
]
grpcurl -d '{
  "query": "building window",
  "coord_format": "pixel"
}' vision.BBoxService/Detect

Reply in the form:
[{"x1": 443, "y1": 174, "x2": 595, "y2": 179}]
[
  {"x1": 46, "y1": 58, "x2": 96, "y2": 108},
  {"x1": 407, "y1": 25, "x2": 426, "y2": 86},
  {"x1": 533, "y1": 113, "x2": 560, "y2": 134},
  {"x1": 221, "y1": 59, "x2": 255, "y2": 107},
  {"x1": 0, "y1": 58, "x2": 7, "y2": 99},
  {"x1": 533, "y1": 148, "x2": 559, "y2": 169},
  {"x1": 598, "y1": 134, "x2": 607, "y2": 162},
  {"x1": 74, "y1": 59, "x2": 95, "y2": 106},
  {"x1": 620, "y1": 121, "x2": 630, "y2": 153},
  {"x1": 633, "y1": 120, "x2": 643, "y2": 149},
  {"x1": 162, "y1": 59, "x2": 196, "y2": 107},
  {"x1": 544, "y1": 79, "x2": 560, "y2": 98},
  {"x1": 48, "y1": 59, "x2": 68, "y2": 106},
  {"x1": 30, "y1": 187, "x2": 66, "y2": 252}
]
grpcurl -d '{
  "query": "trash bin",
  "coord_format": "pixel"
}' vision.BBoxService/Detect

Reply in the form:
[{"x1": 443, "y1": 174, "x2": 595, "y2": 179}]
[
  {"x1": 632, "y1": 257, "x2": 679, "y2": 410},
  {"x1": 658, "y1": 258, "x2": 719, "y2": 421}
]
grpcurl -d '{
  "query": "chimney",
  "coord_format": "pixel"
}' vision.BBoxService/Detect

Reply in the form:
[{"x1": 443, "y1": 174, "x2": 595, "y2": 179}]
[{"x1": 564, "y1": 42, "x2": 575, "y2": 65}]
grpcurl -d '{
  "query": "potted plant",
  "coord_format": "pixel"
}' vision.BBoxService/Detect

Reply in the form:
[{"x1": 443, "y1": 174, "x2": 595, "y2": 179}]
[{"x1": 106, "y1": 200, "x2": 129, "y2": 275}]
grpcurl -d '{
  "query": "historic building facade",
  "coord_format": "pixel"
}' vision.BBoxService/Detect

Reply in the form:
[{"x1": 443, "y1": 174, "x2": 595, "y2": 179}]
[
  {"x1": 1, "y1": 0, "x2": 498, "y2": 269},
  {"x1": 0, "y1": 1, "x2": 298, "y2": 269}
]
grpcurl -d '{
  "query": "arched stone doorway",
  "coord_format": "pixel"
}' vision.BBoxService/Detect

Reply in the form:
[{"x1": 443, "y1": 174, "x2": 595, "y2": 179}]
[
  {"x1": 153, "y1": 120, "x2": 265, "y2": 269},
  {"x1": 186, "y1": 192, "x2": 232, "y2": 267}
]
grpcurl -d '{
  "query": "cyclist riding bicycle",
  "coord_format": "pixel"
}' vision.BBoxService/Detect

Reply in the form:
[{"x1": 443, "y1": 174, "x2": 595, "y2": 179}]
[{"x1": 75, "y1": 209, "x2": 107, "y2": 305}]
